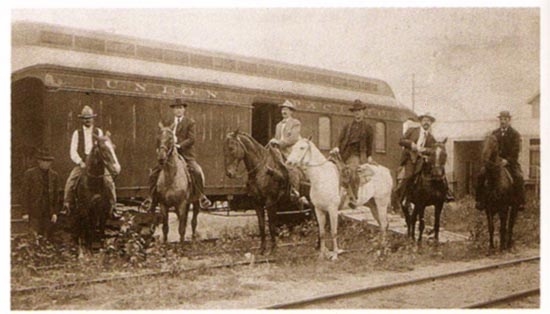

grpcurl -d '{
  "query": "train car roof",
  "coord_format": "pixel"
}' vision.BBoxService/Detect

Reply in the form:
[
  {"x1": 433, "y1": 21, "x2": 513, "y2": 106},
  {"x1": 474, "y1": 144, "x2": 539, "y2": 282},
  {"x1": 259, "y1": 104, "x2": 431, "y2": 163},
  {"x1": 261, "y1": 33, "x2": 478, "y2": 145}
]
[{"x1": 12, "y1": 21, "x2": 410, "y2": 112}]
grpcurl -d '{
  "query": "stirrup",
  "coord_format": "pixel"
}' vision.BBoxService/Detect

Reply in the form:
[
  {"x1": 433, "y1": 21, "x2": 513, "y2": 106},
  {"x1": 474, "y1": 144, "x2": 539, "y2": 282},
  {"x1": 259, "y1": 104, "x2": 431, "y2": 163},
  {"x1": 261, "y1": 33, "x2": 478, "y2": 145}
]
[{"x1": 199, "y1": 196, "x2": 212, "y2": 209}]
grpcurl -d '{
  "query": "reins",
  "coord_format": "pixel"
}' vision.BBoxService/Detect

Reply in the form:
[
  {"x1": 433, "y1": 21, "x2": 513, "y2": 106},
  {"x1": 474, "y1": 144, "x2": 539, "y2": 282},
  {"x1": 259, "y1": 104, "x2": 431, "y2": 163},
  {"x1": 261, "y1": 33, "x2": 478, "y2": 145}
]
[{"x1": 226, "y1": 135, "x2": 269, "y2": 178}]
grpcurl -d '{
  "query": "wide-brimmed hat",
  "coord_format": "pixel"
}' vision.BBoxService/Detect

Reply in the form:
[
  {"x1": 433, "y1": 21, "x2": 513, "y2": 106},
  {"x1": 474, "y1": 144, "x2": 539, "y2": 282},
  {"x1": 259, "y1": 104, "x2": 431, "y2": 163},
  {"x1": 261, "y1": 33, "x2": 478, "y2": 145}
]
[
  {"x1": 349, "y1": 99, "x2": 367, "y2": 112},
  {"x1": 418, "y1": 112, "x2": 436, "y2": 123},
  {"x1": 78, "y1": 105, "x2": 97, "y2": 119},
  {"x1": 498, "y1": 110, "x2": 512, "y2": 118},
  {"x1": 170, "y1": 99, "x2": 189, "y2": 108},
  {"x1": 36, "y1": 147, "x2": 54, "y2": 161},
  {"x1": 278, "y1": 100, "x2": 296, "y2": 111}
]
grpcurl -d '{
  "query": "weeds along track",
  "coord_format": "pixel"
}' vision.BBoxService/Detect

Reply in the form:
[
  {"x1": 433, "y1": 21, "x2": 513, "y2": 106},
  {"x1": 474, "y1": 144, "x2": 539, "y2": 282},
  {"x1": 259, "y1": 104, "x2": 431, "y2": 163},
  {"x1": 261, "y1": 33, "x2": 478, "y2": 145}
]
[
  {"x1": 262, "y1": 256, "x2": 540, "y2": 309},
  {"x1": 12, "y1": 242, "x2": 375, "y2": 295}
]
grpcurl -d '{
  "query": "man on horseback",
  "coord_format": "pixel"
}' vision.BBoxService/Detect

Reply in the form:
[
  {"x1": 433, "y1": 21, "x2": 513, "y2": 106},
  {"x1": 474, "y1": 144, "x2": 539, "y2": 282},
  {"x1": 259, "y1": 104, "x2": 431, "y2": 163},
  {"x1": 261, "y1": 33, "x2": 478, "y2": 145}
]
[
  {"x1": 62, "y1": 105, "x2": 117, "y2": 215},
  {"x1": 268, "y1": 99, "x2": 308, "y2": 204},
  {"x1": 147, "y1": 99, "x2": 212, "y2": 211},
  {"x1": 394, "y1": 113, "x2": 455, "y2": 207},
  {"x1": 330, "y1": 99, "x2": 374, "y2": 206},
  {"x1": 475, "y1": 110, "x2": 525, "y2": 211}
]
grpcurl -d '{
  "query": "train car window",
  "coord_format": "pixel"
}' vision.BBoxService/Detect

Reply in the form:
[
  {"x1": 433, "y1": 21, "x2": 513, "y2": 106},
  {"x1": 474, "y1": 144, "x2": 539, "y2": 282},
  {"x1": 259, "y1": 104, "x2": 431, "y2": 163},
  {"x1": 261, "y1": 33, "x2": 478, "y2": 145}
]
[
  {"x1": 375, "y1": 121, "x2": 386, "y2": 153},
  {"x1": 318, "y1": 116, "x2": 331, "y2": 150}
]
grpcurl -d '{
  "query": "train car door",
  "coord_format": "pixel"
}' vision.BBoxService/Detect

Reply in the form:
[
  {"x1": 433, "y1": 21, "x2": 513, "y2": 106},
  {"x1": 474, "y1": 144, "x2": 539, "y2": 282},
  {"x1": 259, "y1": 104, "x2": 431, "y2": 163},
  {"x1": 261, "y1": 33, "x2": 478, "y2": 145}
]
[{"x1": 251, "y1": 103, "x2": 281, "y2": 145}]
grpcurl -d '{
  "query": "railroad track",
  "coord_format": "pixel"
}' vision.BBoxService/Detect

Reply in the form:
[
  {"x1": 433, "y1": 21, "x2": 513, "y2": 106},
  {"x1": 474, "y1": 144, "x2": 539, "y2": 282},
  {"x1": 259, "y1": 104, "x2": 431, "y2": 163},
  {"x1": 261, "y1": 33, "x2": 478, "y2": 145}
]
[
  {"x1": 262, "y1": 256, "x2": 540, "y2": 309},
  {"x1": 12, "y1": 243, "x2": 374, "y2": 295}
]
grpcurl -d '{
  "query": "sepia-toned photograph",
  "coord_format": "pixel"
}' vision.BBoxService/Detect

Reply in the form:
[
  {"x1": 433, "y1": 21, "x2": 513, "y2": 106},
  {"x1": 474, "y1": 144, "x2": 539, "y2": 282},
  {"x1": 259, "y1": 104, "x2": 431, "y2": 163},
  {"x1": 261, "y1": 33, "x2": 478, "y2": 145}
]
[{"x1": 6, "y1": 1, "x2": 547, "y2": 310}]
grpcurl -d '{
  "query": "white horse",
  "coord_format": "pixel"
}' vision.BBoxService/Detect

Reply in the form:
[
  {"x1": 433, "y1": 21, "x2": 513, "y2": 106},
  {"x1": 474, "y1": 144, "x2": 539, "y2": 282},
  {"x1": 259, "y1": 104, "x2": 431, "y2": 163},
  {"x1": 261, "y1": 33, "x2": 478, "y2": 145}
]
[
  {"x1": 286, "y1": 138, "x2": 342, "y2": 260},
  {"x1": 354, "y1": 163, "x2": 393, "y2": 245}
]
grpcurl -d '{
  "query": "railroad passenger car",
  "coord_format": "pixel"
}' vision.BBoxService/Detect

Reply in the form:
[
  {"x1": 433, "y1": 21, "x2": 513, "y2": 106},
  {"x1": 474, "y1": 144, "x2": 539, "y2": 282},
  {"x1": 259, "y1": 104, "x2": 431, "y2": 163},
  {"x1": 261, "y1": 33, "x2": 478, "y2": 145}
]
[{"x1": 11, "y1": 22, "x2": 414, "y2": 211}]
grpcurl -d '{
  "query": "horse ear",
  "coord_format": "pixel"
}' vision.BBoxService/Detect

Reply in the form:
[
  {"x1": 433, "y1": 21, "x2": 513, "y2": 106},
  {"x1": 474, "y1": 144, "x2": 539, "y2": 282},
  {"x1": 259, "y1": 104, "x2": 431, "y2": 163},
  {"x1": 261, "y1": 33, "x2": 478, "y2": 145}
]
[
  {"x1": 105, "y1": 131, "x2": 111, "y2": 137},
  {"x1": 442, "y1": 137, "x2": 448, "y2": 144},
  {"x1": 234, "y1": 127, "x2": 240, "y2": 135},
  {"x1": 158, "y1": 122, "x2": 164, "y2": 130},
  {"x1": 307, "y1": 135, "x2": 312, "y2": 141}
]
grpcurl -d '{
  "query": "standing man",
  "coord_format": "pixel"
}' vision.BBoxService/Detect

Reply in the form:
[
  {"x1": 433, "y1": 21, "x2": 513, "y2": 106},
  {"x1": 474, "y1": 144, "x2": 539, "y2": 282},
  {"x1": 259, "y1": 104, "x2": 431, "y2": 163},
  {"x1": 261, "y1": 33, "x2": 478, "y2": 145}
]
[
  {"x1": 330, "y1": 99, "x2": 374, "y2": 203},
  {"x1": 148, "y1": 99, "x2": 212, "y2": 211},
  {"x1": 22, "y1": 147, "x2": 60, "y2": 238},
  {"x1": 62, "y1": 105, "x2": 117, "y2": 214},
  {"x1": 395, "y1": 113, "x2": 454, "y2": 206},
  {"x1": 476, "y1": 110, "x2": 525, "y2": 211}
]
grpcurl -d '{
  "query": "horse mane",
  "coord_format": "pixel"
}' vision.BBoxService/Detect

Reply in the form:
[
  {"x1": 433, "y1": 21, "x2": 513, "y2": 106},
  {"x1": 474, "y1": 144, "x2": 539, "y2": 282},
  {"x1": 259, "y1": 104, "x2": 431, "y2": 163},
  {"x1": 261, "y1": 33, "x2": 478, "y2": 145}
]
[{"x1": 481, "y1": 133, "x2": 498, "y2": 164}]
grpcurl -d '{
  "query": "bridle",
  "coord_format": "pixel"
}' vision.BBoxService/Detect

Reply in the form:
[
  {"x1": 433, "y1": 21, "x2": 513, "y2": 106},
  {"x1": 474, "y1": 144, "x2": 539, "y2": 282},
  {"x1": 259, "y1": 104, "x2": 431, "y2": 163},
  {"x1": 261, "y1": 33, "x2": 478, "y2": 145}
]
[
  {"x1": 86, "y1": 140, "x2": 116, "y2": 179},
  {"x1": 157, "y1": 128, "x2": 176, "y2": 164},
  {"x1": 293, "y1": 140, "x2": 330, "y2": 168},
  {"x1": 225, "y1": 134, "x2": 268, "y2": 178}
]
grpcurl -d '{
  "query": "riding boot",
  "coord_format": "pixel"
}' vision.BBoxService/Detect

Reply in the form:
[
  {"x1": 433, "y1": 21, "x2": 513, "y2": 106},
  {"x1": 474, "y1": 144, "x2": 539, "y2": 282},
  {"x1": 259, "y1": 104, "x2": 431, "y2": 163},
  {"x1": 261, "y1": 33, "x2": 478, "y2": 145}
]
[
  {"x1": 192, "y1": 171, "x2": 212, "y2": 209},
  {"x1": 443, "y1": 177, "x2": 455, "y2": 202}
]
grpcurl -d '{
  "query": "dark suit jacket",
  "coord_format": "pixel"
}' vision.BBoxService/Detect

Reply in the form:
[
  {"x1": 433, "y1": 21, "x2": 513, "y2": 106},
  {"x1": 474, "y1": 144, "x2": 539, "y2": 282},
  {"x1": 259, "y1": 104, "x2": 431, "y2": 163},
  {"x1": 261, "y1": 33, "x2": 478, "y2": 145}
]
[
  {"x1": 22, "y1": 167, "x2": 60, "y2": 218},
  {"x1": 492, "y1": 126, "x2": 521, "y2": 165},
  {"x1": 399, "y1": 127, "x2": 436, "y2": 166},
  {"x1": 336, "y1": 120, "x2": 374, "y2": 163},
  {"x1": 168, "y1": 116, "x2": 197, "y2": 160}
]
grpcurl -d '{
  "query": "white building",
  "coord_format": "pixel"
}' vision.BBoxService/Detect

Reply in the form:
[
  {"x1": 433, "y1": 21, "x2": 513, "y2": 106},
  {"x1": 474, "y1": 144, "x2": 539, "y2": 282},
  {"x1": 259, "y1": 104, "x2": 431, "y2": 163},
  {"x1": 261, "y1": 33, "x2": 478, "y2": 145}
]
[{"x1": 430, "y1": 93, "x2": 540, "y2": 197}]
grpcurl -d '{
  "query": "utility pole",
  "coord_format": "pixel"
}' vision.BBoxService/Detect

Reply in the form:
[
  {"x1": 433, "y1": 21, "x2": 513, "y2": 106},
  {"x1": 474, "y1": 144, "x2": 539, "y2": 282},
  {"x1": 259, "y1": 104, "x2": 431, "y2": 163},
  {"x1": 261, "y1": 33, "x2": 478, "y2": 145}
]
[{"x1": 411, "y1": 73, "x2": 415, "y2": 112}]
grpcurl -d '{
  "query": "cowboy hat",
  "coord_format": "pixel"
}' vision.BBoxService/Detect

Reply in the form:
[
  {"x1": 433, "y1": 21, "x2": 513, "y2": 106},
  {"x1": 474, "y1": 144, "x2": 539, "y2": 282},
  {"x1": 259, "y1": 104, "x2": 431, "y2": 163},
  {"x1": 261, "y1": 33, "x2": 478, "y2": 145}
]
[
  {"x1": 278, "y1": 99, "x2": 296, "y2": 111},
  {"x1": 36, "y1": 147, "x2": 54, "y2": 161},
  {"x1": 170, "y1": 98, "x2": 188, "y2": 108},
  {"x1": 418, "y1": 112, "x2": 436, "y2": 123},
  {"x1": 498, "y1": 110, "x2": 512, "y2": 118},
  {"x1": 349, "y1": 99, "x2": 367, "y2": 112},
  {"x1": 78, "y1": 105, "x2": 97, "y2": 119}
]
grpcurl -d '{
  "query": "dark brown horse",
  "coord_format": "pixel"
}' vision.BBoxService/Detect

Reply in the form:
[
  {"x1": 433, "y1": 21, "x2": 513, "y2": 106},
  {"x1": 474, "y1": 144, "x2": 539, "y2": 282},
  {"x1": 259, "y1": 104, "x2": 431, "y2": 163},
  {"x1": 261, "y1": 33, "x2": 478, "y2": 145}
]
[
  {"x1": 155, "y1": 123, "x2": 200, "y2": 246},
  {"x1": 403, "y1": 139, "x2": 448, "y2": 244},
  {"x1": 74, "y1": 133, "x2": 121, "y2": 255},
  {"x1": 223, "y1": 130, "x2": 295, "y2": 255},
  {"x1": 479, "y1": 133, "x2": 518, "y2": 252}
]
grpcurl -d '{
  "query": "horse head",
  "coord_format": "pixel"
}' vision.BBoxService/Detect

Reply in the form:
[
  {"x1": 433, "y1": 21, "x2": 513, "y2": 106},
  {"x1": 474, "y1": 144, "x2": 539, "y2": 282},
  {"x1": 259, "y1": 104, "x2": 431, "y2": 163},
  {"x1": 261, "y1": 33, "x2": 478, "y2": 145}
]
[
  {"x1": 223, "y1": 131, "x2": 246, "y2": 178},
  {"x1": 286, "y1": 137, "x2": 324, "y2": 169},
  {"x1": 482, "y1": 133, "x2": 499, "y2": 167},
  {"x1": 92, "y1": 132, "x2": 121, "y2": 176},
  {"x1": 426, "y1": 138, "x2": 447, "y2": 180},
  {"x1": 157, "y1": 122, "x2": 176, "y2": 166}
]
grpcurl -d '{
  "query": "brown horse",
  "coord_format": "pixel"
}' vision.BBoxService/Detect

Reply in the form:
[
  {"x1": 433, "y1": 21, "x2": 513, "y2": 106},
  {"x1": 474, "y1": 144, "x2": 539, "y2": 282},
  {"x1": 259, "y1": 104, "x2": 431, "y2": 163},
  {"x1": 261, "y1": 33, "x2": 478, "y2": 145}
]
[
  {"x1": 223, "y1": 130, "x2": 295, "y2": 255},
  {"x1": 479, "y1": 133, "x2": 518, "y2": 252},
  {"x1": 155, "y1": 123, "x2": 200, "y2": 246},
  {"x1": 403, "y1": 139, "x2": 448, "y2": 244},
  {"x1": 74, "y1": 133, "x2": 121, "y2": 255}
]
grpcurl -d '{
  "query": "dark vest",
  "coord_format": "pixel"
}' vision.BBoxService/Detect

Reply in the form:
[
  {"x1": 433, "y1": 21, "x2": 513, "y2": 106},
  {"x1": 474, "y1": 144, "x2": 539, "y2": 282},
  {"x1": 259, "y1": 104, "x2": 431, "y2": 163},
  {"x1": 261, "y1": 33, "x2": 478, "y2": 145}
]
[{"x1": 77, "y1": 127, "x2": 100, "y2": 160}]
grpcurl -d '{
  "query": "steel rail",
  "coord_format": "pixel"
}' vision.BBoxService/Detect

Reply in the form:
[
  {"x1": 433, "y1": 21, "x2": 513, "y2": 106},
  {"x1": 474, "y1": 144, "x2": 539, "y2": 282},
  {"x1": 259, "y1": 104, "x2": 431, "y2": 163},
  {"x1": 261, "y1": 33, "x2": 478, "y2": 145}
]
[
  {"x1": 12, "y1": 245, "x2": 372, "y2": 295},
  {"x1": 462, "y1": 287, "x2": 540, "y2": 309},
  {"x1": 262, "y1": 256, "x2": 540, "y2": 309}
]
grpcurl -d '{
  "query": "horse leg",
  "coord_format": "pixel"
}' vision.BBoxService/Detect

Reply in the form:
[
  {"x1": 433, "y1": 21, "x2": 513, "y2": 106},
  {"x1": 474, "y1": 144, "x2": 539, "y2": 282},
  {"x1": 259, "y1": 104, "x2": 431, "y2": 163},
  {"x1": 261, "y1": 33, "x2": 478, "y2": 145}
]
[
  {"x1": 433, "y1": 202, "x2": 444, "y2": 243},
  {"x1": 191, "y1": 201, "x2": 200, "y2": 240},
  {"x1": 486, "y1": 209, "x2": 495, "y2": 253},
  {"x1": 160, "y1": 204, "x2": 169, "y2": 244},
  {"x1": 266, "y1": 206, "x2": 278, "y2": 255},
  {"x1": 506, "y1": 205, "x2": 518, "y2": 250},
  {"x1": 374, "y1": 196, "x2": 390, "y2": 248},
  {"x1": 410, "y1": 204, "x2": 418, "y2": 241},
  {"x1": 498, "y1": 208, "x2": 508, "y2": 252},
  {"x1": 417, "y1": 205, "x2": 426, "y2": 245},
  {"x1": 315, "y1": 207, "x2": 328, "y2": 259},
  {"x1": 328, "y1": 206, "x2": 341, "y2": 260},
  {"x1": 255, "y1": 207, "x2": 267, "y2": 255},
  {"x1": 178, "y1": 201, "x2": 189, "y2": 247}
]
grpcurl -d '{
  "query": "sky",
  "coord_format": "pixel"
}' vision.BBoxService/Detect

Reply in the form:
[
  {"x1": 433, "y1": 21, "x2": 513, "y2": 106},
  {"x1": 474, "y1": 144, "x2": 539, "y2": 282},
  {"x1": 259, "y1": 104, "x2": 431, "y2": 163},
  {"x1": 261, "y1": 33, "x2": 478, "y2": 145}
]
[{"x1": 9, "y1": 5, "x2": 542, "y2": 121}]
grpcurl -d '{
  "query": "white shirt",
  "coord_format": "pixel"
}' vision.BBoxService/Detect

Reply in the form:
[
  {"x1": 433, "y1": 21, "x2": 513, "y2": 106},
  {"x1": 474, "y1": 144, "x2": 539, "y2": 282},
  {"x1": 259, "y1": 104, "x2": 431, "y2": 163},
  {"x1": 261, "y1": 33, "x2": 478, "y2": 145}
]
[
  {"x1": 70, "y1": 126, "x2": 104, "y2": 164},
  {"x1": 416, "y1": 129, "x2": 429, "y2": 148},
  {"x1": 279, "y1": 118, "x2": 288, "y2": 140}
]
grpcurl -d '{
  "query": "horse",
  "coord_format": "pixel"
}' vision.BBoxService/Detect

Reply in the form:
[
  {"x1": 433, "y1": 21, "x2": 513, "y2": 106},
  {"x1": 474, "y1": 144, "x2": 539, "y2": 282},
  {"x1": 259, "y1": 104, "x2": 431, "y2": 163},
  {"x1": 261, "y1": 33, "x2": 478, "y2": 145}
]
[
  {"x1": 354, "y1": 162, "x2": 393, "y2": 245},
  {"x1": 74, "y1": 132, "x2": 121, "y2": 255},
  {"x1": 479, "y1": 133, "x2": 518, "y2": 252},
  {"x1": 223, "y1": 130, "x2": 295, "y2": 255},
  {"x1": 155, "y1": 122, "x2": 200, "y2": 246},
  {"x1": 286, "y1": 138, "x2": 342, "y2": 260},
  {"x1": 403, "y1": 139, "x2": 448, "y2": 245}
]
